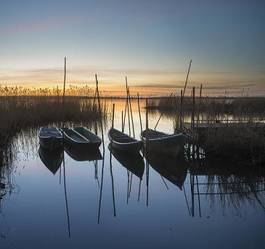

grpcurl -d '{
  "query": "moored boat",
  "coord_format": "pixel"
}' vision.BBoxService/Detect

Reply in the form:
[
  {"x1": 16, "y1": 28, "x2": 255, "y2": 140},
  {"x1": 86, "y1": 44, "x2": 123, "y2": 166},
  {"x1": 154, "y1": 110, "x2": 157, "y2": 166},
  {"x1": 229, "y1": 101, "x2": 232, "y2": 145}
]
[
  {"x1": 39, "y1": 127, "x2": 63, "y2": 150},
  {"x1": 108, "y1": 128, "x2": 143, "y2": 153},
  {"x1": 73, "y1": 127, "x2": 101, "y2": 148},
  {"x1": 141, "y1": 129, "x2": 187, "y2": 156}
]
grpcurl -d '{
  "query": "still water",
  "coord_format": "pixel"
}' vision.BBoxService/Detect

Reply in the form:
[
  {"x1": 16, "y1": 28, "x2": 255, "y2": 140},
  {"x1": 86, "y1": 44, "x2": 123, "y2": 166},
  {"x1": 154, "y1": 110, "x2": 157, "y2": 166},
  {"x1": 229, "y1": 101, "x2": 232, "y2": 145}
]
[{"x1": 0, "y1": 100, "x2": 264, "y2": 249}]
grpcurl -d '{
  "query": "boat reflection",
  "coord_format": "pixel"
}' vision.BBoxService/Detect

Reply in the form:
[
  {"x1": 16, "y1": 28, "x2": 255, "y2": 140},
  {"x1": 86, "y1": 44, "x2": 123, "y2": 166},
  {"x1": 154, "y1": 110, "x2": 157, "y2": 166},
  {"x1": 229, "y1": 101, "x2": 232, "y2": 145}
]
[
  {"x1": 38, "y1": 147, "x2": 63, "y2": 174},
  {"x1": 108, "y1": 144, "x2": 145, "y2": 179},
  {"x1": 145, "y1": 151, "x2": 188, "y2": 190},
  {"x1": 64, "y1": 144, "x2": 102, "y2": 162}
]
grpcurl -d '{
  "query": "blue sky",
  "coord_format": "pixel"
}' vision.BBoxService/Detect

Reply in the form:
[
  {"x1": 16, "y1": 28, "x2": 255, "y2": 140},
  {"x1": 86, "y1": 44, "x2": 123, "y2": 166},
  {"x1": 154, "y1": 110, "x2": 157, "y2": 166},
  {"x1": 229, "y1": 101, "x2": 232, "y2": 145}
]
[{"x1": 0, "y1": 0, "x2": 264, "y2": 95}]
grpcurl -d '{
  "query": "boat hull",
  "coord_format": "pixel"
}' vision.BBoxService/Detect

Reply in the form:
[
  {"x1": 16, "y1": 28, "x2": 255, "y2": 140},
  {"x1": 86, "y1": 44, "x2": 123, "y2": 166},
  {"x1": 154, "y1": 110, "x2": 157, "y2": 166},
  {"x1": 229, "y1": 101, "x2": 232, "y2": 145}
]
[
  {"x1": 108, "y1": 128, "x2": 143, "y2": 154},
  {"x1": 141, "y1": 130, "x2": 186, "y2": 157},
  {"x1": 39, "y1": 136, "x2": 63, "y2": 150},
  {"x1": 110, "y1": 140, "x2": 143, "y2": 154},
  {"x1": 39, "y1": 127, "x2": 63, "y2": 151}
]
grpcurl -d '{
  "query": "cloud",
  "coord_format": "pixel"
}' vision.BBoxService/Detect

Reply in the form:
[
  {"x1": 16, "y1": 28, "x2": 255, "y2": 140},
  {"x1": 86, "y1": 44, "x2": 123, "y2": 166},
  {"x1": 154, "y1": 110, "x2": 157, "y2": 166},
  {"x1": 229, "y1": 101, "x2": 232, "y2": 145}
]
[{"x1": 1, "y1": 15, "x2": 84, "y2": 36}]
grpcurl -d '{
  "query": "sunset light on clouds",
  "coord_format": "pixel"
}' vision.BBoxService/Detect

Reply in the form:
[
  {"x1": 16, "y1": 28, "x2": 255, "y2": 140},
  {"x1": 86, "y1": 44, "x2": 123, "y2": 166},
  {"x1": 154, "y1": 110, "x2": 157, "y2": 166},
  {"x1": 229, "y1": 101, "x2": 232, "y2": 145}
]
[{"x1": 0, "y1": 0, "x2": 264, "y2": 96}]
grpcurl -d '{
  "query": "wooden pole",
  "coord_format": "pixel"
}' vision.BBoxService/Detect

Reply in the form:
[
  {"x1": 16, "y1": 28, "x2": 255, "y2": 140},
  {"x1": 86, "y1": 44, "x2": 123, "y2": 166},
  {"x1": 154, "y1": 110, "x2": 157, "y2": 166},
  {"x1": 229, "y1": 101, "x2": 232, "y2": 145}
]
[
  {"x1": 125, "y1": 78, "x2": 131, "y2": 136},
  {"x1": 137, "y1": 179, "x2": 142, "y2": 202},
  {"x1": 111, "y1": 103, "x2": 115, "y2": 129},
  {"x1": 146, "y1": 159, "x2": 149, "y2": 207},
  {"x1": 122, "y1": 76, "x2": 130, "y2": 135},
  {"x1": 191, "y1": 87, "x2": 195, "y2": 158},
  {"x1": 137, "y1": 93, "x2": 143, "y2": 132},
  {"x1": 109, "y1": 150, "x2": 116, "y2": 217},
  {"x1": 62, "y1": 57, "x2": 66, "y2": 104},
  {"x1": 121, "y1": 110, "x2": 124, "y2": 131},
  {"x1": 190, "y1": 174, "x2": 195, "y2": 217},
  {"x1": 62, "y1": 57, "x2": 66, "y2": 128},
  {"x1": 196, "y1": 175, "x2": 201, "y2": 217},
  {"x1": 97, "y1": 154, "x2": 105, "y2": 224},
  {"x1": 63, "y1": 154, "x2": 71, "y2": 237},
  {"x1": 127, "y1": 97, "x2": 131, "y2": 135},
  {"x1": 155, "y1": 93, "x2": 172, "y2": 130},
  {"x1": 126, "y1": 170, "x2": 130, "y2": 204},
  {"x1": 154, "y1": 113, "x2": 162, "y2": 130},
  {"x1": 128, "y1": 173, "x2": 133, "y2": 197},
  {"x1": 145, "y1": 99, "x2": 149, "y2": 130},
  {"x1": 92, "y1": 83, "x2": 97, "y2": 111},
  {"x1": 95, "y1": 74, "x2": 101, "y2": 112},
  {"x1": 95, "y1": 74, "x2": 104, "y2": 149},
  {"x1": 197, "y1": 84, "x2": 203, "y2": 127},
  {"x1": 56, "y1": 85, "x2": 60, "y2": 105},
  {"x1": 122, "y1": 95, "x2": 128, "y2": 132},
  {"x1": 127, "y1": 84, "x2": 135, "y2": 138},
  {"x1": 191, "y1": 87, "x2": 195, "y2": 132},
  {"x1": 183, "y1": 60, "x2": 192, "y2": 97},
  {"x1": 180, "y1": 90, "x2": 183, "y2": 130}
]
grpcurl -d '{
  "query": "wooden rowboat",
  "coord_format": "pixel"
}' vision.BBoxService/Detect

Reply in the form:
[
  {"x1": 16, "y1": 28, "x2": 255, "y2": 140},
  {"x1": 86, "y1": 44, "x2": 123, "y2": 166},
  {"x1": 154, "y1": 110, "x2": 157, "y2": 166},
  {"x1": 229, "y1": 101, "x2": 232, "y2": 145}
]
[
  {"x1": 141, "y1": 129, "x2": 187, "y2": 156},
  {"x1": 38, "y1": 147, "x2": 63, "y2": 174},
  {"x1": 74, "y1": 127, "x2": 101, "y2": 148},
  {"x1": 108, "y1": 144, "x2": 144, "y2": 179},
  {"x1": 108, "y1": 128, "x2": 143, "y2": 153},
  {"x1": 39, "y1": 127, "x2": 63, "y2": 150}
]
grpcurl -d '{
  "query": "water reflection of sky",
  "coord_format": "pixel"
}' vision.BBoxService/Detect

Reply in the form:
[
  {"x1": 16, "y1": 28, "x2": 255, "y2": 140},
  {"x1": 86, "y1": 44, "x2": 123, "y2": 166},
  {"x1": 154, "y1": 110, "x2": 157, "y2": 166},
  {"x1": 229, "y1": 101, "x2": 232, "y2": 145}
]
[{"x1": 0, "y1": 100, "x2": 264, "y2": 249}]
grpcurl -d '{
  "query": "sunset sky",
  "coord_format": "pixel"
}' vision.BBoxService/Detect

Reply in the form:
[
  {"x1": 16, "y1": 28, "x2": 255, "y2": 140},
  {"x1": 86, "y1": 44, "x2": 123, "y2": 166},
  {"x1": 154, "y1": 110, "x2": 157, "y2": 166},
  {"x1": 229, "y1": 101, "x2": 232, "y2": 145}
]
[{"x1": 0, "y1": 0, "x2": 264, "y2": 96}]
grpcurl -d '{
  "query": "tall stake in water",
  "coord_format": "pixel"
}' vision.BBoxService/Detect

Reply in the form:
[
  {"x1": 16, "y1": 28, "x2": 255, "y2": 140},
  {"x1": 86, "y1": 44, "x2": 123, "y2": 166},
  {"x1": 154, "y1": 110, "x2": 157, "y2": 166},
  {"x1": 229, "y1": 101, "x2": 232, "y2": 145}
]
[
  {"x1": 95, "y1": 74, "x2": 105, "y2": 150},
  {"x1": 137, "y1": 93, "x2": 143, "y2": 132},
  {"x1": 109, "y1": 103, "x2": 116, "y2": 216},
  {"x1": 126, "y1": 77, "x2": 135, "y2": 138},
  {"x1": 183, "y1": 60, "x2": 192, "y2": 97},
  {"x1": 145, "y1": 99, "x2": 149, "y2": 206},
  {"x1": 179, "y1": 60, "x2": 192, "y2": 130},
  {"x1": 125, "y1": 78, "x2": 131, "y2": 136},
  {"x1": 62, "y1": 57, "x2": 66, "y2": 106}
]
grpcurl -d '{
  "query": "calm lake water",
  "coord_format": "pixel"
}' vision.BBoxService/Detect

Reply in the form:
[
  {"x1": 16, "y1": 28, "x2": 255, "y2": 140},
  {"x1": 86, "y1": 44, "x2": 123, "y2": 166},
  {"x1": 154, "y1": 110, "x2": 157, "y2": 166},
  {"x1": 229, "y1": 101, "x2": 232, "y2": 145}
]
[{"x1": 0, "y1": 100, "x2": 264, "y2": 249}]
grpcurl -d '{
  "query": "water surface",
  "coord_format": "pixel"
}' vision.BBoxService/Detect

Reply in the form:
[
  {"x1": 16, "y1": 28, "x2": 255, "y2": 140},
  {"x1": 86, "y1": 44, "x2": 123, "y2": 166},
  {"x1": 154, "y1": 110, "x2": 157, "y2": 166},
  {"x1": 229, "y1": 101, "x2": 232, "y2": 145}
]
[{"x1": 0, "y1": 100, "x2": 264, "y2": 249}]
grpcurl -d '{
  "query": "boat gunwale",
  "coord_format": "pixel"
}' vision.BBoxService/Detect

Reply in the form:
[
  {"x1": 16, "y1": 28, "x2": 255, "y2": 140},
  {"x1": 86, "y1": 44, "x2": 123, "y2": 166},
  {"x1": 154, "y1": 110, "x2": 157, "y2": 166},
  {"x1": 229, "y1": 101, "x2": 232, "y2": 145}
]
[
  {"x1": 108, "y1": 128, "x2": 142, "y2": 146},
  {"x1": 39, "y1": 127, "x2": 63, "y2": 139},
  {"x1": 141, "y1": 129, "x2": 185, "y2": 142},
  {"x1": 61, "y1": 128, "x2": 90, "y2": 144},
  {"x1": 74, "y1": 127, "x2": 101, "y2": 144}
]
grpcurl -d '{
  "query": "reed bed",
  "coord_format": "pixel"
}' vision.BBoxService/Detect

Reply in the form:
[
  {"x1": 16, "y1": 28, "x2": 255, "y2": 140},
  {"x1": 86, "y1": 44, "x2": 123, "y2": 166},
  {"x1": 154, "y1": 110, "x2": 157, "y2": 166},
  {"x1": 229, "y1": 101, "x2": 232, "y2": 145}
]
[
  {"x1": 0, "y1": 95, "x2": 107, "y2": 148},
  {"x1": 196, "y1": 123, "x2": 265, "y2": 165},
  {"x1": 0, "y1": 93, "x2": 108, "y2": 199},
  {"x1": 148, "y1": 96, "x2": 265, "y2": 165},
  {"x1": 148, "y1": 96, "x2": 265, "y2": 117}
]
